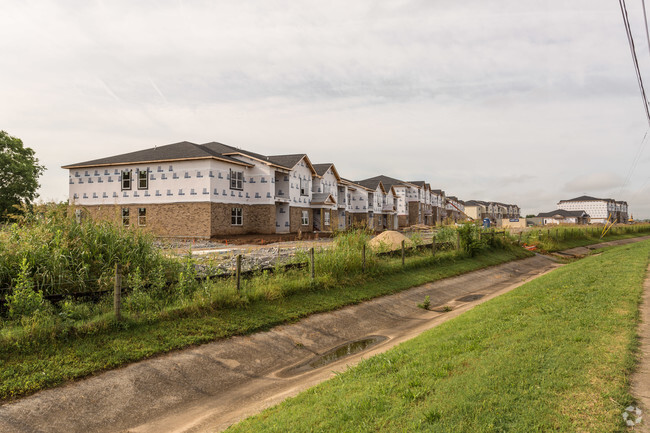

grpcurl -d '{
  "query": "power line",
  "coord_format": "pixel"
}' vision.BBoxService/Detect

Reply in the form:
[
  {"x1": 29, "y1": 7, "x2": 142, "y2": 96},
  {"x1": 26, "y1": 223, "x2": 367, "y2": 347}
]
[
  {"x1": 642, "y1": 0, "x2": 650, "y2": 59},
  {"x1": 618, "y1": 129, "x2": 648, "y2": 196},
  {"x1": 619, "y1": 0, "x2": 650, "y2": 125}
]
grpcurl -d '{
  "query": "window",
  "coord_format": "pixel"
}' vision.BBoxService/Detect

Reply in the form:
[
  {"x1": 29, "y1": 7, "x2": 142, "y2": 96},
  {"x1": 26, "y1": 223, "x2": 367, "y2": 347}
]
[
  {"x1": 230, "y1": 169, "x2": 243, "y2": 190},
  {"x1": 300, "y1": 178, "x2": 309, "y2": 196},
  {"x1": 301, "y1": 210, "x2": 309, "y2": 225},
  {"x1": 324, "y1": 211, "x2": 330, "y2": 226},
  {"x1": 138, "y1": 170, "x2": 148, "y2": 189},
  {"x1": 138, "y1": 208, "x2": 146, "y2": 226},
  {"x1": 121, "y1": 170, "x2": 132, "y2": 190},
  {"x1": 231, "y1": 208, "x2": 243, "y2": 225},
  {"x1": 122, "y1": 208, "x2": 130, "y2": 226}
]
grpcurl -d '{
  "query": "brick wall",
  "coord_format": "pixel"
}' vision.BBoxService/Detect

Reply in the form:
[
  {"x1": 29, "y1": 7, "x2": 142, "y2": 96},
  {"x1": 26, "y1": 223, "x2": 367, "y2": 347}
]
[
  {"x1": 78, "y1": 202, "x2": 212, "y2": 238},
  {"x1": 408, "y1": 202, "x2": 420, "y2": 226},
  {"x1": 372, "y1": 214, "x2": 382, "y2": 231},
  {"x1": 351, "y1": 213, "x2": 369, "y2": 229},
  {"x1": 398, "y1": 215, "x2": 408, "y2": 228},
  {"x1": 77, "y1": 202, "x2": 279, "y2": 238},
  {"x1": 290, "y1": 206, "x2": 314, "y2": 233},
  {"x1": 210, "y1": 203, "x2": 275, "y2": 236}
]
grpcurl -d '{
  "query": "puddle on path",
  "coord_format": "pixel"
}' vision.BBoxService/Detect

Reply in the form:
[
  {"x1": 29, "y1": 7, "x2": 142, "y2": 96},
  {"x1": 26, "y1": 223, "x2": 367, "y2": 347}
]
[
  {"x1": 455, "y1": 294, "x2": 485, "y2": 302},
  {"x1": 278, "y1": 335, "x2": 387, "y2": 377}
]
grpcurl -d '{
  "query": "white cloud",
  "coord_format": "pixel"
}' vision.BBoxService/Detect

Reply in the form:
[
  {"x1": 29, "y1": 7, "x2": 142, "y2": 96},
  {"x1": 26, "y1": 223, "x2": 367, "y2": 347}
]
[
  {"x1": 564, "y1": 172, "x2": 625, "y2": 194},
  {"x1": 0, "y1": 0, "x2": 649, "y2": 217}
]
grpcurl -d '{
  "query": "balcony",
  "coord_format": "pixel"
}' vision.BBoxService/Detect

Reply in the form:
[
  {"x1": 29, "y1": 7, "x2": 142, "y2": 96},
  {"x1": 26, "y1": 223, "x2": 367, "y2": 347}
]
[{"x1": 274, "y1": 170, "x2": 291, "y2": 203}]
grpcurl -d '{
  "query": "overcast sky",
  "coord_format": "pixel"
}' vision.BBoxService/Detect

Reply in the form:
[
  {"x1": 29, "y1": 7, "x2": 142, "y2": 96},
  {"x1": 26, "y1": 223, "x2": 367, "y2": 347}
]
[{"x1": 2, "y1": 0, "x2": 649, "y2": 218}]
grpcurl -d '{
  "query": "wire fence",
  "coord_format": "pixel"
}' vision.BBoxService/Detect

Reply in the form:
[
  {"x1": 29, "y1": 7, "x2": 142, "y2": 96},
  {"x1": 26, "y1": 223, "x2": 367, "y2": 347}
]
[{"x1": 1, "y1": 224, "x2": 649, "y2": 320}]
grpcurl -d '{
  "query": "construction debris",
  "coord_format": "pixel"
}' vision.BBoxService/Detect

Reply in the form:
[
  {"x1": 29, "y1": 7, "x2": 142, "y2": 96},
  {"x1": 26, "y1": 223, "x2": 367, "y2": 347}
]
[{"x1": 368, "y1": 231, "x2": 413, "y2": 251}]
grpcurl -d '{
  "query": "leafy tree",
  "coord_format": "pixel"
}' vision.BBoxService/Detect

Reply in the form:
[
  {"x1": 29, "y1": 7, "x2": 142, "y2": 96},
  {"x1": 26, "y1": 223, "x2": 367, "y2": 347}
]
[{"x1": 0, "y1": 131, "x2": 45, "y2": 220}]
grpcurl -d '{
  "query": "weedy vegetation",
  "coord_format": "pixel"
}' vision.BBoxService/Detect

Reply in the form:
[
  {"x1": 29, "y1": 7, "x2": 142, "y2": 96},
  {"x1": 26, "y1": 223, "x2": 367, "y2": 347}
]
[{"x1": 1, "y1": 208, "x2": 648, "y2": 402}]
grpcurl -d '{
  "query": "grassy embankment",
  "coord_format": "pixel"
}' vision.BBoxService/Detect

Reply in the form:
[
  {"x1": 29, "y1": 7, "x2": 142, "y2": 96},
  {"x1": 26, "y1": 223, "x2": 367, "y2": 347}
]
[
  {"x1": 515, "y1": 224, "x2": 650, "y2": 252},
  {"x1": 228, "y1": 240, "x2": 650, "y2": 433},
  {"x1": 0, "y1": 207, "x2": 529, "y2": 400}
]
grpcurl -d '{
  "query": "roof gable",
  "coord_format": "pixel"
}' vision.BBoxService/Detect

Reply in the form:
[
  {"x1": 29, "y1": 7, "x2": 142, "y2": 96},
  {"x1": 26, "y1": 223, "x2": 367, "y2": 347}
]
[
  {"x1": 312, "y1": 163, "x2": 342, "y2": 182},
  {"x1": 311, "y1": 193, "x2": 336, "y2": 205}
]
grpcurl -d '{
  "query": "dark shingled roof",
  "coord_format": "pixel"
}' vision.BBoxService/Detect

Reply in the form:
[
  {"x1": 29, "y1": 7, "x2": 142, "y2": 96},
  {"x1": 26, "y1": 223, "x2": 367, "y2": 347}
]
[
  {"x1": 340, "y1": 178, "x2": 372, "y2": 191},
  {"x1": 465, "y1": 200, "x2": 519, "y2": 207},
  {"x1": 266, "y1": 154, "x2": 308, "y2": 169},
  {"x1": 311, "y1": 193, "x2": 336, "y2": 205},
  {"x1": 407, "y1": 180, "x2": 429, "y2": 189},
  {"x1": 312, "y1": 163, "x2": 332, "y2": 176},
  {"x1": 558, "y1": 195, "x2": 610, "y2": 203},
  {"x1": 312, "y1": 163, "x2": 342, "y2": 182},
  {"x1": 206, "y1": 142, "x2": 309, "y2": 170},
  {"x1": 355, "y1": 178, "x2": 382, "y2": 191},
  {"x1": 536, "y1": 209, "x2": 590, "y2": 218},
  {"x1": 63, "y1": 141, "x2": 315, "y2": 172},
  {"x1": 63, "y1": 142, "x2": 253, "y2": 169},
  {"x1": 356, "y1": 175, "x2": 414, "y2": 190},
  {"x1": 203, "y1": 141, "x2": 267, "y2": 161}
]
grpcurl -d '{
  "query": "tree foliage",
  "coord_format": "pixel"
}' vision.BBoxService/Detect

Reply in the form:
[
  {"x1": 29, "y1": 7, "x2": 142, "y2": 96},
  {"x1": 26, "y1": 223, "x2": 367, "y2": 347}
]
[{"x1": 0, "y1": 131, "x2": 45, "y2": 220}]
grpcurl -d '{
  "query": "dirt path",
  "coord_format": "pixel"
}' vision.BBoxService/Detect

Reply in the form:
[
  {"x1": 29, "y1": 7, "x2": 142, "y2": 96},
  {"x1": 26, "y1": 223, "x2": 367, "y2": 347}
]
[
  {"x1": 632, "y1": 261, "x2": 650, "y2": 433},
  {"x1": 1, "y1": 236, "x2": 648, "y2": 433}
]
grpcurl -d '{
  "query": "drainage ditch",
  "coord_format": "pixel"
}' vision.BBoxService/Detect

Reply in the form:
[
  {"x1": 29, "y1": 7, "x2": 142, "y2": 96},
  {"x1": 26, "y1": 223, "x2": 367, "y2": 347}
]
[
  {"x1": 277, "y1": 335, "x2": 388, "y2": 378},
  {"x1": 456, "y1": 294, "x2": 485, "y2": 302}
]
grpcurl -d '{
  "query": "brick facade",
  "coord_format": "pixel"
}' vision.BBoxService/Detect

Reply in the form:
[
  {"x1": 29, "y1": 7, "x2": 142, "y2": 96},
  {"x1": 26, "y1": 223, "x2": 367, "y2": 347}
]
[
  {"x1": 290, "y1": 206, "x2": 314, "y2": 234},
  {"x1": 372, "y1": 214, "x2": 382, "y2": 231},
  {"x1": 210, "y1": 203, "x2": 275, "y2": 236},
  {"x1": 77, "y1": 202, "x2": 213, "y2": 238},
  {"x1": 77, "y1": 202, "x2": 280, "y2": 238},
  {"x1": 408, "y1": 202, "x2": 420, "y2": 226},
  {"x1": 351, "y1": 213, "x2": 369, "y2": 228}
]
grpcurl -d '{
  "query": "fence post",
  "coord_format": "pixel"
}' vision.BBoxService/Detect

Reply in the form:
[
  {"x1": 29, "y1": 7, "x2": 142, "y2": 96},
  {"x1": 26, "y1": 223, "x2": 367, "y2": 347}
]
[
  {"x1": 362, "y1": 243, "x2": 366, "y2": 273},
  {"x1": 456, "y1": 231, "x2": 460, "y2": 250},
  {"x1": 310, "y1": 247, "x2": 315, "y2": 280},
  {"x1": 236, "y1": 254, "x2": 242, "y2": 292},
  {"x1": 114, "y1": 263, "x2": 122, "y2": 322},
  {"x1": 518, "y1": 232, "x2": 522, "y2": 245},
  {"x1": 401, "y1": 240, "x2": 405, "y2": 266},
  {"x1": 432, "y1": 235, "x2": 437, "y2": 256}
]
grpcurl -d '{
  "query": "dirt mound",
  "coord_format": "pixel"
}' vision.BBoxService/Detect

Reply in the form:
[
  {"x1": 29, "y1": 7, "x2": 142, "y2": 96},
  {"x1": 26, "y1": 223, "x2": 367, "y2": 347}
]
[{"x1": 368, "y1": 231, "x2": 412, "y2": 251}]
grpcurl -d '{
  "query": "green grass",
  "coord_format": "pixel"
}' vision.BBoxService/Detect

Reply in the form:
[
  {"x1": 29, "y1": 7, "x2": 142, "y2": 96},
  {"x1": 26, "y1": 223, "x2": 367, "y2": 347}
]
[
  {"x1": 516, "y1": 224, "x2": 650, "y2": 252},
  {"x1": 227, "y1": 240, "x2": 650, "y2": 433},
  {"x1": 0, "y1": 246, "x2": 531, "y2": 401}
]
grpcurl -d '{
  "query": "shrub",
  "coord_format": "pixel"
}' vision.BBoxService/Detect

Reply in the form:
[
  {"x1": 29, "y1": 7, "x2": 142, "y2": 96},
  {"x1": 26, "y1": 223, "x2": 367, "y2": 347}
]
[
  {"x1": 58, "y1": 300, "x2": 93, "y2": 322},
  {"x1": 124, "y1": 266, "x2": 158, "y2": 314},
  {"x1": 6, "y1": 258, "x2": 46, "y2": 319},
  {"x1": 317, "y1": 229, "x2": 376, "y2": 278},
  {"x1": 0, "y1": 202, "x2": 171, "y2": 296},
  {"x1": 458, "y1": 223, "x2": 486, "y2": 257},
  {"x1": 176, "y1": 253, "x2": 198, "y2": 296},
  {"x1": 417, "y1": 295, "x2": 431, "y2": 310}
]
